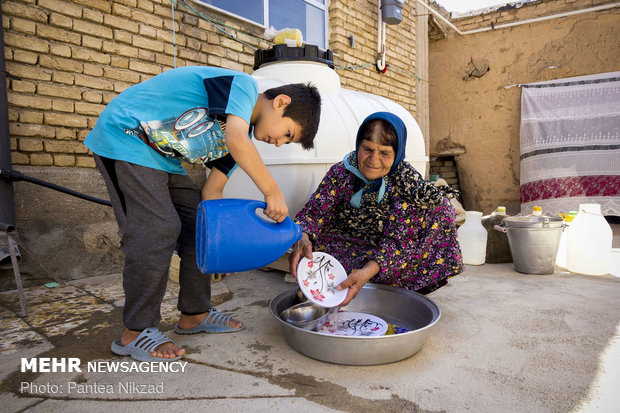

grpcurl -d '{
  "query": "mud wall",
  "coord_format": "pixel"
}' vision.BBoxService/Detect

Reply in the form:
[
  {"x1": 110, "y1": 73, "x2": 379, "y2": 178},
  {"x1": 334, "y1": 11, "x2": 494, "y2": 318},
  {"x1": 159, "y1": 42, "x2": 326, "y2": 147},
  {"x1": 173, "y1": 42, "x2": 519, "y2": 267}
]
[{"x1": 428, "y1": 0, "x2": 619, "y2": 213}]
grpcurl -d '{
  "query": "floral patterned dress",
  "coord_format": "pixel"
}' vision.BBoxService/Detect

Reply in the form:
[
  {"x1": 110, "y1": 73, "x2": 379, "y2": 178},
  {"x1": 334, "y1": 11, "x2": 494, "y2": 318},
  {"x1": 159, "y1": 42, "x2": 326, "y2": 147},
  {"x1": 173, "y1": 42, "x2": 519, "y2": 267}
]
[{"x1": 295, "y1": 160, "x2": 464, "y2": 293}]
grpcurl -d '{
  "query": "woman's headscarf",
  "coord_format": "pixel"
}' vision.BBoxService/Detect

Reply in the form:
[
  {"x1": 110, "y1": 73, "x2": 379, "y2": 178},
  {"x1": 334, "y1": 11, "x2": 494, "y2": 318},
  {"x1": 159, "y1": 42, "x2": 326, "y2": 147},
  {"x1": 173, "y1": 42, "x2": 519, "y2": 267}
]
[{"x1": 343, "y1": 112, "x2": 407, "y2": 208}]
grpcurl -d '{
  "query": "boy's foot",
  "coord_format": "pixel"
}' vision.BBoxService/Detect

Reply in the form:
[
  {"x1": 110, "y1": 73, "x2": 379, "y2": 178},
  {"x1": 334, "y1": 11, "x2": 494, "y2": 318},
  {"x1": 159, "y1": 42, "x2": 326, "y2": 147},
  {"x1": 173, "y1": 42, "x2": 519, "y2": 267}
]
[
  {"x1": 121, "y1": 328, "x2": 185, "y2": 359},
  {"x1": 175, "y1": 308, "x2": 243, "y2": 333}
]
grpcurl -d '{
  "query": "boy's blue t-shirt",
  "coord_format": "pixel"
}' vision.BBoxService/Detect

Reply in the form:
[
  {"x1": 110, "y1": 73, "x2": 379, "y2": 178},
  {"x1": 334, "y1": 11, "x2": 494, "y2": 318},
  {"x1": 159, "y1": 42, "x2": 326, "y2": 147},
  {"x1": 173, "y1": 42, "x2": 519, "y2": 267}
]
[{"x1": 84, "y1": 66, "x2": 258, "y2": 175}]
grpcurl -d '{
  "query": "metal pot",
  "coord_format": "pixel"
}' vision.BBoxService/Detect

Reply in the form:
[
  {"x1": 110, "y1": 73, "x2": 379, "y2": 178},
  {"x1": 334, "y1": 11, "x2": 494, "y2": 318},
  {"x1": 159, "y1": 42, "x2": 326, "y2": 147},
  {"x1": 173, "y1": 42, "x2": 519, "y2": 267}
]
[
  {"x1": 494, "y1": 216, "x2": 564, "y2": 275},
  {"x1": 279, "y1": 302, "x2": 330, "y2": 331},
  {"x1": 270, "y1": 284, "x2": 440, "y2": 365}
]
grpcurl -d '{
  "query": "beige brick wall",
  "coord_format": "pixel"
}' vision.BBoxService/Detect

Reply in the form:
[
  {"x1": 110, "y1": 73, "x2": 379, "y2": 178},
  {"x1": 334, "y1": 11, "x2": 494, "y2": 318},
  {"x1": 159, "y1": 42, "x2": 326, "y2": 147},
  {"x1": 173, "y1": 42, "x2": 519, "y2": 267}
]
[{"x1": 3, "y1": 0, "x2": 419, "y2": 170}]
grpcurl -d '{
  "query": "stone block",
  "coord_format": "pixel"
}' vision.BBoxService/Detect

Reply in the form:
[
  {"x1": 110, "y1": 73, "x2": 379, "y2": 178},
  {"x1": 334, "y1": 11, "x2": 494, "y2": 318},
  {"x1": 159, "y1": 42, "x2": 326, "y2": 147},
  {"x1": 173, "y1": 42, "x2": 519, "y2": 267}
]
[
  {"x1": 51, "y1": 100, "x2": 74, "y2": 113},
  {"x1": 11, "y1": 80, "x2": 36, "y2": 94},
  {"x1": 9, "y1": 122, "x2": 54, "y2": 140},
  {"x1": 55, "y1": 127, "x2": 77, "y2": 140},
  {"x1": 110, "y1": 56, "x2": 130, "y2": 68},
  {"x1": 71, "y1": 47, "x2": 111, "y2": 65},
  {"x1": 39, "y1": 55, "x2": 83, "y2": 73},
  {"x1": 132, "y1": 36, "x2": 165, "y2": 52},
  {"x1": 102, "y1": 66, "x2": 141, "y2": 83},
  {"x1": 75, "y1": 102, "x2": 105, "y2": 116},
  {"x1": 37, "y1": 25, "x2": 81, "y2": 45},
  {"x1": 38, "y1": 0, "x2": 83, "y2": 18},
  {"x1": 18, "y1": 138, "x2": 45, "y2": 151},
  {"x1": 82, "y1": 36, "x2": 103, "y2": 51},
  {"x1": 132, "y1": 10, "x2": 164, "y2": 28},
  {"x1": 128, "y1": 60, "x2": 162, "y2": 75},
  {"x1": 30, "y1": 153, "x2": 54, "y2": 166},
  {"x1": 102, "y1": 41, "x2": 138, "y2": 58},
  {"x1": 44, "y1": 112, "x2": 88, "y2": 128},
  {"x1": 49, "y1": 12, "x2": 73, "y2": 29},
  {"x1": 2, "y1": 1, "x2": 48, "y2": 22},
  {"x1": 19, "y1": 111, "x2": 44, "y2": 124},
  {"x1": 112, "y1": 3, "x2": 132, "y2": 18},
  {"x1": 38, "y1": 83, "x2": 82, "y2": 100},
  {"x1": 52, "y1": 71, "x2": 75, "y2": 85},
  {"x1": 113, "y1": 30, "x2": 133, "y2": 45},
  {"x1": 75, "y1": 156, "x2": 96, "y2": 168},
  {"x1": 8, "y1": 93, "x2": 52, "y2": 110},
  {"x1": 72, "y1": 0, "x2": 111, "y2": 13},
  {"x1": 74, "y1": 74, "x2": 114, "y2": 92},
  {"x1": 49, "y1": 43, "x2": 72, "y2": 58},
  {"x1": 12, "y1": 50, "x2": 39, "y2": 65},
  {"x1": 73, "y1": 20, "x2": 113, "y2": 39},
  {"x1": 4, "y1": 32, "x2": 48, "y2": 53},
  {"x1": 11, "y1": 18, "x2": 36, "y2": 35},
  {"x1": 11, "y1": 151, "x2": 29, "y2": 164},
  {"x1": 83, "y1": 63, "x2": 104, "y2": 77},
  {"x1": 103, "y1": 14, "x2": 139, "y2": 33},
  {"x1": 52, "y1": 154, "x2": 75, "y2": 166}
]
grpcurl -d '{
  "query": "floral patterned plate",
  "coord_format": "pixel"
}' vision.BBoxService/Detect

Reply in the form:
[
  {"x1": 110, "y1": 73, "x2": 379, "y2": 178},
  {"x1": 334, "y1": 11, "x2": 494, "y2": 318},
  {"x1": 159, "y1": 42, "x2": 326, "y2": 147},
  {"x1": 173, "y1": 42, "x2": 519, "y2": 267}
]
[
  {"x1": 317, "y1": 310, "x2": 389, "y2": 337},
  {"x1": 297, "y1": 252, "x2": 348, "y2": 308}
]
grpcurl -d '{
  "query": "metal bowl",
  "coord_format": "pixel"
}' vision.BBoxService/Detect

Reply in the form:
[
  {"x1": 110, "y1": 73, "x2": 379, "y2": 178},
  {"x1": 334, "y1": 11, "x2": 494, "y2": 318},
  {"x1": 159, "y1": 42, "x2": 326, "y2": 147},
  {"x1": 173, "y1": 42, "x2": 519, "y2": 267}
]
[
  {"x1": 280, "y1": 302, "x2": 329, "y2": 331},
  {"x1": 270, "y1": 284, "x2": 441, "y2": 365}
]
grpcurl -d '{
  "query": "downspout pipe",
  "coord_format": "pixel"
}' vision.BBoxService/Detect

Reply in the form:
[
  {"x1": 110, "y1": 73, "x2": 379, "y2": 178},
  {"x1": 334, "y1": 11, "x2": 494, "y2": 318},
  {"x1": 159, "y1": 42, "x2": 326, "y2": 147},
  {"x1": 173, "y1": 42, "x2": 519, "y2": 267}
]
[
  {"x1": 0, "y1": 4, "x2": 16, "y2": 228},
  {"x1": 376, "y1": 1, "x2": 387, "y2": 72},
  {"x1": 416, "y1": 1, "x2": 620, "y2": 35}
]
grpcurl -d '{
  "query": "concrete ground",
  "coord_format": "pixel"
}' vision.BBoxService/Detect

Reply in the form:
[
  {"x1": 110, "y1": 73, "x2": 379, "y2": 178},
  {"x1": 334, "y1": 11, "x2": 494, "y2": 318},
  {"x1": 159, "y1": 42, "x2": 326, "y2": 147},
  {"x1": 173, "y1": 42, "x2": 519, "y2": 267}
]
[{"x1": 0, "y1": 264, "x2": 618, "y2": 413}]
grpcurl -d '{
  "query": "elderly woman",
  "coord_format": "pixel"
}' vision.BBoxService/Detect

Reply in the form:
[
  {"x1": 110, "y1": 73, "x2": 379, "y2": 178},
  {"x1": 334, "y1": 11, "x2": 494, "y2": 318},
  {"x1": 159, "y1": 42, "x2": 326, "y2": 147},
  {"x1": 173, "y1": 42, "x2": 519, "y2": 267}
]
[{"x1": 290, "y1": 112, "x2": 463, "y2": 306}]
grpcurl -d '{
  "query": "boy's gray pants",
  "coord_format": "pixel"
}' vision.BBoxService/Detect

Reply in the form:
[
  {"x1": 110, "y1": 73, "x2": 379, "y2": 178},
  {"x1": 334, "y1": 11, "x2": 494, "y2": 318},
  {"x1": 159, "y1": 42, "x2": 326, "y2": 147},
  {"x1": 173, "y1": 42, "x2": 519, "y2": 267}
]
[{"x1": 95, "y1": 155, "x2": 211, "y2": 330}]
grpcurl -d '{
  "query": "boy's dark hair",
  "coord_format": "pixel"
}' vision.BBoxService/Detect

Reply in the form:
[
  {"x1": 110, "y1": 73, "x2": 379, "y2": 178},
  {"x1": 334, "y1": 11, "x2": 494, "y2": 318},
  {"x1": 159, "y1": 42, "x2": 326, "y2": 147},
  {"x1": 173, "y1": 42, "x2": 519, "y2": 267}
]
[{"x1": 263, "y1": 83, "x2": 321, "y2": 150}]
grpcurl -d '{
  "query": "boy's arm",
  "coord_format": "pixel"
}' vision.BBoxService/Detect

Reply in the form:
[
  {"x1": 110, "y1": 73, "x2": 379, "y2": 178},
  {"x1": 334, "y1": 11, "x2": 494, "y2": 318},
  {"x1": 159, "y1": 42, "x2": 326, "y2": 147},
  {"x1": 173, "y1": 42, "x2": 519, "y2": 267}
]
[
  {"x1": 225, "y1": 114, "x2": 287, "y2": 222},
  {"x1": 202, "y1": 168, "x2": 228, "y2": 200}
]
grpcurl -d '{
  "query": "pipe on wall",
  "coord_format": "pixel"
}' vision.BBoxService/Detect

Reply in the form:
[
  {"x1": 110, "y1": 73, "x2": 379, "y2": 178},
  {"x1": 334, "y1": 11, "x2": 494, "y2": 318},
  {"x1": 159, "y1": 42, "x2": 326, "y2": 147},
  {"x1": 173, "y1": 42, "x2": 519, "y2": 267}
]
[
  {"x1": 0, "y1": 4, "x2": 16, "y2": 227},
  {"x1": 416, "y1": 1, "x2": 620, "y2": 35},
  {"x1": 376, "y1": 0, "x2": 387, "y2": 72}
]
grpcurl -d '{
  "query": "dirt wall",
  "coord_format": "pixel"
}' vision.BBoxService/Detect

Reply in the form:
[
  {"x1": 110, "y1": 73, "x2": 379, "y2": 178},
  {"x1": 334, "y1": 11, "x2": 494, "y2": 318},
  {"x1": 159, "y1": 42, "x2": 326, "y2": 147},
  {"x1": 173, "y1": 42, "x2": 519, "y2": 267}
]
[{"x1": 428, "y1": 0, "x2": 619, "y2": 213}]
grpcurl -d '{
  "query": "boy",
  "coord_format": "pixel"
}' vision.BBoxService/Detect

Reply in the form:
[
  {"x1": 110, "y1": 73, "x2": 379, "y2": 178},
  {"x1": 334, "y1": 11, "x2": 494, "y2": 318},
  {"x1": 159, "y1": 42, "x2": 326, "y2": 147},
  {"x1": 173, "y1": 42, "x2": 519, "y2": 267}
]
[{"x1": 84, "y1": 66, "x2": 321, "y2": 361}]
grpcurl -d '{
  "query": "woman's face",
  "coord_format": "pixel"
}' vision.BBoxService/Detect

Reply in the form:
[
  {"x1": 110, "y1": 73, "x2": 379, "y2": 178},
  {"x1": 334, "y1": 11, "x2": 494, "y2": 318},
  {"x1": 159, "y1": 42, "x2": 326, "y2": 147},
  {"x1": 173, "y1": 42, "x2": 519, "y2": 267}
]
[{"x1": 357, "y1": 139, "x2": 395, "y2": 180}]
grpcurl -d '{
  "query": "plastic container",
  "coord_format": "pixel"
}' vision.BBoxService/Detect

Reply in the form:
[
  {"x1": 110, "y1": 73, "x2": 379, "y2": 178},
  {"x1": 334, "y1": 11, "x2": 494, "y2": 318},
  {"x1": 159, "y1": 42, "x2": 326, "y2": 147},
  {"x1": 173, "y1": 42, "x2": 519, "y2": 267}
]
[
  {"x1": 555, "y1": 211, "x2": 578, "y2": 270},
  {"x1": 611, "y1": 248, "x2": 620, "y2": 277},
  {"x1": 530, "y1": 206, "x2": 543, "y2": 217},
  {"x1": 196, "y1": 198, "x2": 302, "y2": 274},
  {"x1": 482, "y1": 206, "x2": 512, "y2": 263},
  {"x1": 566, "y1": 204, "x2": 612, "y2": 276},
  {"x1": 222, "y1": 45, "x2": 428, "y2": 218},
  {"x1": 274, "y1": 28, "x2": 304, "y2": 47},
  {"x1": 458, "y1": 211, "x2": 488, "y2": 265}
]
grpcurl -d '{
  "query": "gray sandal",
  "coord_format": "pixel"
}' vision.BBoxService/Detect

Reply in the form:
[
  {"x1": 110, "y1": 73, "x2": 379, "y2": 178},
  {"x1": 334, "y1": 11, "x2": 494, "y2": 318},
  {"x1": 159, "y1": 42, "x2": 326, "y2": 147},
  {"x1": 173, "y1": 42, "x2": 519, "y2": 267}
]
[{"x1": 111, "y1": 327, "x2": 182, "y2": 362}]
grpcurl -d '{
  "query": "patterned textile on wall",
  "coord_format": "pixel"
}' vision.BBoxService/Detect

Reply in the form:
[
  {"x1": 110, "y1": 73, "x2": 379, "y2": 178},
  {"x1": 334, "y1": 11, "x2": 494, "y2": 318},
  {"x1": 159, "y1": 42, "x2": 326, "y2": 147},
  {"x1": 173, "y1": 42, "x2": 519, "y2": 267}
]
[{"x1": 519, "y1": 72, "x2": 620, "y2": 217}]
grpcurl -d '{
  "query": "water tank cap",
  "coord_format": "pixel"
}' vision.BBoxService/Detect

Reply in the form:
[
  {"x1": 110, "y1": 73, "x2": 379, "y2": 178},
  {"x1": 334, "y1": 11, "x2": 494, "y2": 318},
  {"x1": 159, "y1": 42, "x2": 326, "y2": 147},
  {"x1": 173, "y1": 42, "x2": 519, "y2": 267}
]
[{"x1": 254, "y1": 44, "x2": 334, "y2": 70}]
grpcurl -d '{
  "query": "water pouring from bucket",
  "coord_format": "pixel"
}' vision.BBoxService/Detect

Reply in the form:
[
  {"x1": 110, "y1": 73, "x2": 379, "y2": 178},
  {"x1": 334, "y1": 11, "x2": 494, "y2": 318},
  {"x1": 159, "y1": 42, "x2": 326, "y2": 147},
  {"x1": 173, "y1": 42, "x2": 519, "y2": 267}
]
[{"x1": 196, "y1": 198, "x2": 302, "y2": 274}]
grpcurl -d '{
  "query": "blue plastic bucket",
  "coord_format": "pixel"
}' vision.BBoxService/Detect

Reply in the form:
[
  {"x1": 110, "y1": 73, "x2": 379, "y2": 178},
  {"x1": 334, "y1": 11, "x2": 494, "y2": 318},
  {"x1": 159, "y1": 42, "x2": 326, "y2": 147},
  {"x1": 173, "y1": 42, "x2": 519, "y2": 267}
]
[{"x1": 196, "y1": 198, "x2": 302, "y2": 273}]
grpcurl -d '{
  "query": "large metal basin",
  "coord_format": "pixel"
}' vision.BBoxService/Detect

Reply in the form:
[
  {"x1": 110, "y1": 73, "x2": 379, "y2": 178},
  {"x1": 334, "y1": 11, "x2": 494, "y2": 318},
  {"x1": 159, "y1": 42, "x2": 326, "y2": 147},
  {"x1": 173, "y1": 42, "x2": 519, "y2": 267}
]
[{"x1": 270, "y1": 284, "x2": 440, "y2": 365}]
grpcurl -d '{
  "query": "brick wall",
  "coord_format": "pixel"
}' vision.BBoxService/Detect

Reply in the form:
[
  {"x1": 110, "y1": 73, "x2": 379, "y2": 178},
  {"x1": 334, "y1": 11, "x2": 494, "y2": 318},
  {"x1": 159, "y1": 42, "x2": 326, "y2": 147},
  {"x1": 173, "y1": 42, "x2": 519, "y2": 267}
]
[{"x1": 3, "y1": 0, "x2": 419, "y2": 170}]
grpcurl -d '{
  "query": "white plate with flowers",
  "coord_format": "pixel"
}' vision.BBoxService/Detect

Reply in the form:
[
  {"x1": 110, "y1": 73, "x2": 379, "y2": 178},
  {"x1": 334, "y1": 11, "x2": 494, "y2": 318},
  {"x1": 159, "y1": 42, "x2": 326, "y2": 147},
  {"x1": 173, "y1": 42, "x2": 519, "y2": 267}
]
[{"x1": 297, "y1": 252, "x2": 347, "y2": 308}]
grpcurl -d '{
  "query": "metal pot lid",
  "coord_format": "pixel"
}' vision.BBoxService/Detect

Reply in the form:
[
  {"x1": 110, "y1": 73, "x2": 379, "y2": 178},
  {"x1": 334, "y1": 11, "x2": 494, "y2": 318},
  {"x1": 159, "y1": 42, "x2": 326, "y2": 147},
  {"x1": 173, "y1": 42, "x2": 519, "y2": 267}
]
[{"x1": 502, "y1": 216, "x2": 564, "y2": 228}]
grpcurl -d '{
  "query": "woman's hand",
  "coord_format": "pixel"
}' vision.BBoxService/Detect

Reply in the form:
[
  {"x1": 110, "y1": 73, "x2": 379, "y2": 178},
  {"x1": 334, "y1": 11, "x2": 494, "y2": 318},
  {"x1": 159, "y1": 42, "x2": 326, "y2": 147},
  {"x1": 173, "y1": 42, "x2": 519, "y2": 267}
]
[
  {"x1": 336, "y1": 260, "x2": 380, "y2": 307},
  {"x1": 289, "y1": 233, "x2": 313, "y2": 279}
]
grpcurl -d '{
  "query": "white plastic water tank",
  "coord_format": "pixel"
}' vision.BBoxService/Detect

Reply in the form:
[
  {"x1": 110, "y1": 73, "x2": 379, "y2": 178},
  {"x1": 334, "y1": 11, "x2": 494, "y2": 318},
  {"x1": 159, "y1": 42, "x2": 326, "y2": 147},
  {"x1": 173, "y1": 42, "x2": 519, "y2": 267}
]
[{"x1": 220, "y1": 47, "x2": 428, "y2": 217}]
